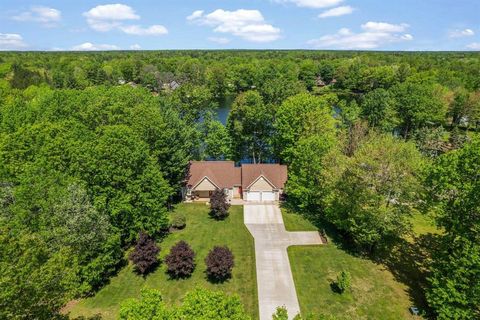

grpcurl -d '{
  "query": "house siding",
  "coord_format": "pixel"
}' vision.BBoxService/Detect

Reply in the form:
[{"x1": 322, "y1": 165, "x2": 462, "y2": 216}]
[
  {"x1": 194, "y1": 178, "x2": 217, "y2": 191},
  {"x1": 249, "y1": 177, "x2": 274, "y2": 191}
]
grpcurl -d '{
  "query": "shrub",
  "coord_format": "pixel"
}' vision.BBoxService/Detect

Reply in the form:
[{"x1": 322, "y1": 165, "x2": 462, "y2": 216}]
[
  {"x1": 165, "y1": 240, "x2": 195, "y2": 278},
  {"x1": 205, "y1": 246, "x2": 234, "y2": 281},
  {"x1": 334, "y1": 271, "x2": 351, "y2": 293},
  {"x1": 129, "y1": 232, "x2": 160, "y2": 275},
  {"x1": 272, "y1": 306, "x2": 288, "y2": 320},
  {"x1": 171, "y1": 213, "x2": 186, "y2": 229},
  {"x1": 210, "y1": 188, "x2": 230, "y2": 220}
]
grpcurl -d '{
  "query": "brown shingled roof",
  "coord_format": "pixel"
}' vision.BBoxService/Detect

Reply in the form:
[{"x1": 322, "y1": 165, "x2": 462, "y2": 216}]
[
  {"x1": 186, "y1": 161, "x2": 288, "y2": 190},
  {"x1": 187, "y1": 161, "x2": 241, "y2": 189},
  {"x1": 241, "y1": 164, "x2": 288, "y2": 190}
]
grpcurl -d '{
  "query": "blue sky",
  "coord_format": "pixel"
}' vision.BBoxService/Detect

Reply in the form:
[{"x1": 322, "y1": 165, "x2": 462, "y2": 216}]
[{"x1": 1, "y1": 0, "x2": 479, "y2": 51}]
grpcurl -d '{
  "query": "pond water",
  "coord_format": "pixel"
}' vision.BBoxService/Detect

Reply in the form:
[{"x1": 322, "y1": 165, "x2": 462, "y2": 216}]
[{"x1": 215, "y1": 95, "x2": 234, "y2": 125}]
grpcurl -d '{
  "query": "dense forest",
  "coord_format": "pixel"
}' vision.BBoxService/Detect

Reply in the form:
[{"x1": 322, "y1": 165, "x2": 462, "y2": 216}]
[{"x1": 0, "y1": 50, "x2": 479, "y2": 319}]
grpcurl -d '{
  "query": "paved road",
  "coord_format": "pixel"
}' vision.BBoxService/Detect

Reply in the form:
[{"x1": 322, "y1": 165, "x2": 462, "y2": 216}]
[{"x1": 244, "y1": 204, "x2": 323, "y2": 320}]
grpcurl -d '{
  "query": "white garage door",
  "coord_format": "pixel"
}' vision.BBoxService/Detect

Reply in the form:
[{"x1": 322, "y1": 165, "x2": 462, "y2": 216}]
[
  {"x1": 261, "y1": 191, "x2": 275, "y2": 201},
  {"x1": 246, "y1": 191, "x2": 261, "y2": 201}
]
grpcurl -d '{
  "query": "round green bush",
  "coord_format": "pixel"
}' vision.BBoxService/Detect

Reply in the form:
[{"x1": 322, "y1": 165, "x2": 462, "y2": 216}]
[{"x1": 171, "y1": 213, "x2": 186, "y2": 229}]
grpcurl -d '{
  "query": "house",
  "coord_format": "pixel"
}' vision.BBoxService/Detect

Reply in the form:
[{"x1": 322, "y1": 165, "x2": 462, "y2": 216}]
[
  {"x1": 162, "y1": 80, "x2": 180, "y2": 91},
  {"x1": 315, "y1": 76, "x2": 326, "y2": 87},
  {"x1": 183, "y1": 161, "x2": 287, "y2": 202}
]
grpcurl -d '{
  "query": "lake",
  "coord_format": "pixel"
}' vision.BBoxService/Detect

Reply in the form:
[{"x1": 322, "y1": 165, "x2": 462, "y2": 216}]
[{"x1": 216, "y1": 95, "x2": 234, "y2": 125}]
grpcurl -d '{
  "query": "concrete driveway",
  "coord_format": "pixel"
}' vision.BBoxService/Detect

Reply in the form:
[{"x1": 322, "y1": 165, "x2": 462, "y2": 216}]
[{"x1": 244, "y1": 204, "x2": 323, "y2": 320}]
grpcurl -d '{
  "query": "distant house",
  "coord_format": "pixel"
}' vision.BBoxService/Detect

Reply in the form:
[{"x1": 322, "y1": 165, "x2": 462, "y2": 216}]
[
  {"x1": 183, "y1": 161, "x2": 287, "y2": 202},
  {"x1": 315, "y1": 76, "x2": 326, "y2": 87},
  {"x1": 162, "y1": 80, "x2": 180, "y2": 91}
]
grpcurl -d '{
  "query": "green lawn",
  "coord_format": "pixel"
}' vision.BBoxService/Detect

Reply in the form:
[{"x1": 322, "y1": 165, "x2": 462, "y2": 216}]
[
  {"x1": 284, "y1": 209, "x2": 416, "y2": 319},
  {"x1": 410, "y1": 212, "x2": 442, "y2": 236},
  {"x1": 67, "y1": 204, "x2": 257, "y2": 320}
]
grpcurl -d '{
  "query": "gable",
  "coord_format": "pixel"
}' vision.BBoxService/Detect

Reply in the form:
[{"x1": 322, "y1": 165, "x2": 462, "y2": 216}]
[
  {"x1": 248, "y1": 176, "x2": 275, "y2": 191},
  {"x1": 192, "y1": 177, "x2": 217, "y2": 191}
]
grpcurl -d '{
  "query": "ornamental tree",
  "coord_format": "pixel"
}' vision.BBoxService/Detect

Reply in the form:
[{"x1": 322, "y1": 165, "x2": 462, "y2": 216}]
[
  {"x1": 164, "y1": 240, "x2": 195, "y2": 278},
  {"x1": 205, "y1": 246, "x2": 234, "y2": 281},
  {"x1": 210, "y1": 189, "x2": 230, "y2": 220},
  {"x1": 129, "y1": 232, "x2": 160, "y2": 275}
]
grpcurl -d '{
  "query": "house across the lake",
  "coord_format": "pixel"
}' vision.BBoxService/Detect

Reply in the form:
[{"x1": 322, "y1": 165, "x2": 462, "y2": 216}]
[{"x1": 183, "y1": 161, "x2": 287, "y2": 202}]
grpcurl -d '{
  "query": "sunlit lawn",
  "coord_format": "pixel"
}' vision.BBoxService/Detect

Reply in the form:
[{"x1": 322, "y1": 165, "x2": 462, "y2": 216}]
[
  {"x1": 67, "y1": 203, "x2": 257, "y2": 320},
  {"x1": 283, "y1": 209, "x2": 429, "y2": 319}
]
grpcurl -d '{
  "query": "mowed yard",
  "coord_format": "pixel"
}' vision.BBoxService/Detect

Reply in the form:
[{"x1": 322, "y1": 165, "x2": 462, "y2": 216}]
[
  {"x1": 283, "y1": 208, "x2": 438, "y2": 320},
  {"x1": 67, "y1": 203, "x2": 257, "y2": 320}
]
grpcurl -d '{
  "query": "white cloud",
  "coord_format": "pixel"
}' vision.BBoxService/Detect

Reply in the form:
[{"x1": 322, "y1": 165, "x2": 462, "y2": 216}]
[
  {"x1": 119, "y1": 25, "x2": 168, "y2": 35},
  {"x1": 466, "y1": 42, "x2": 480, "y2": 50},
  {"x1": 83, "y1": 4, "x2": 167, "y2": 36},
  {"x1": 187, "y1": 9, "x2": 281, "y2": 42},
  {"x1": 448, "y1": 28, "x2": 475, "y2": 38},
  {"x1": 130, "y1": 44, "x2": 141, "y2": 50},
  {"x1": 83, "y1": 4, "x2": 139, "y2": 31},
  {"x1": 71, "y1": 42, "x2": 120, "y2": 51},
  {"x1": 308, "y1": 21, "x2": 413, "y2": 49},
  {"x1": 13, "y1": 6, "x2": 61, "y2": 27},
  {"x1": 361, "y1": 21, "x2": 409, "y2": 33},
  {"x1": 84, "y1": 4, "x2": 139, "y2": 21},
  {"x1": 318, "y1": 5, "x2": 353, "y2": 18},
  {"x1": 274, "y1": 0, "x2": 343, "y2": 8},
  {"x1": 0, "y1": 33, "x2": 27, "y2": 50},
  {"x1": 187, "y1": 10, "x2": 204, "y2": 21},
  {"x1": 208, "y1": 37, "x2": 231, "y2": 44}
]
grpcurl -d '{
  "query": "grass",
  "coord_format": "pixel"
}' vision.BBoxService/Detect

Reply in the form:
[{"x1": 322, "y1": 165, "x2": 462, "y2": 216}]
[
  {"x1": 410, "y1": 212, "x2": 442, "y2": 237},
  {"x1": 284, "y1": 209, "x2": 420, "y2": 319},
  {"x1": 67, "y1": 203, "x2": 257, "y2": 320}
]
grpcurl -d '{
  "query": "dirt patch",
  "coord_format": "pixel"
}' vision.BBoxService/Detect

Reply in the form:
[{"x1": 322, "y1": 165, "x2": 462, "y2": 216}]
[{"x1": 60, "y1": 299, "x2": 80, "y2": 315}]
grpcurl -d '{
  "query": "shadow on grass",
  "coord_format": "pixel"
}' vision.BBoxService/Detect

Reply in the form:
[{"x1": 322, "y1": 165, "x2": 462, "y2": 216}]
[
  {"x1": 373, "y1": 233, "x2": 442, "y2": 319},
  {"x1": 71, "y1": 315, "x2": 102, "y2": 320},
  {"x1": 131, "y1": 261, "x2": 161, "y2": 278},
  {"x1": 206, "y1": 273, "x2": 232, "y2": 284}
]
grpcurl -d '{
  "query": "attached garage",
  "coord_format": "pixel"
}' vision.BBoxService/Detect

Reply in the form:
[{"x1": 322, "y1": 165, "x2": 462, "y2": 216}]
[
  {"x1": 244, "y1": 176, "x2": 278, "y2": 202},
  {"x1": 261, "y1": 191, "x2": 276, "y2": 201},
  {"x1": 245, "y1": 191, "x2": 276, "y2": 202},
  {"x1": 246, "y1": 191, "x2": 261, "y2": 201}
]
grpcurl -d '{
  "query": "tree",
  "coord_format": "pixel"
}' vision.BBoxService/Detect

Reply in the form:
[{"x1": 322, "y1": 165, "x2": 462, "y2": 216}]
[
  {"x1": 165, "y1": 241, "x2": 196, "y2": 278},
  {"x1": 318, "y1": 61, "x2": 335, "y2": 84},
  {"x1": 272, "y1": 306, "x2": 288, "y2": 320},
  {"x1": 83, "y1": 125, "x2": 172, "y2": 241},
  {"x1": 334, "y1": 271, "x2": 352, "y2": 293},
  {"x1": 205, "y1": 246, "x2": 234, "y2": 281},
  {"x1": 171, "y1": 84, "x2": 217, "y2": 124},
  {"x1": 448, "y1": 87, "x2": 469, "y2": 126},
  {"x1": 200, "y1": 112, "x2": 231, "y2": 160},
  {"x1": 119, "y1": 288, "x2": 171, "y2": 320},
  {"x1": 129, "y1": 232, "x2": 160, "y2": 275},
  {"x1": 0, "y1": 174, "x2": 121, "y2": 319},
  {"x1": 392, "y1": 80, "x2": 448, "y2": 137},
  {"x1": 326, "y1": 134, "x2": 424, "y2": 251},
  {"x1": 272, "y1": 306, "x2": 302, "y2": 320},
  {"x1": 425, "y1": 138, "x2": 480, "y2": 319},
  {"x1": 176, "y1": 288, "x2": 250, "y2": 320},
  {"x1": 274, "y1": 93, "x2": 336, "y2": 164},
  {"x1": 120, "y1": 288, "x2": 250, "y2": 320},
  {"x1": 209, "y1": 189, "x2": 230, "y2": 220},
  {"x1": 413, "y1": 126, "x2": 448, "y2": 157},
  {"x1": 299, "y1": 60, "x2": 317, "y2": 90},
  {"x1": 227, "y1": 91, "x2": 273, "y2": 163},
  {"x1": 426, "y1": 237, "x2": 480, "y2": 320},
  {"x1": 361, "y1": 88, "x2": 399, "y2": 132},
  {"x1": 285, "y1": 134, "x2": 339, "y2": 210}
]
